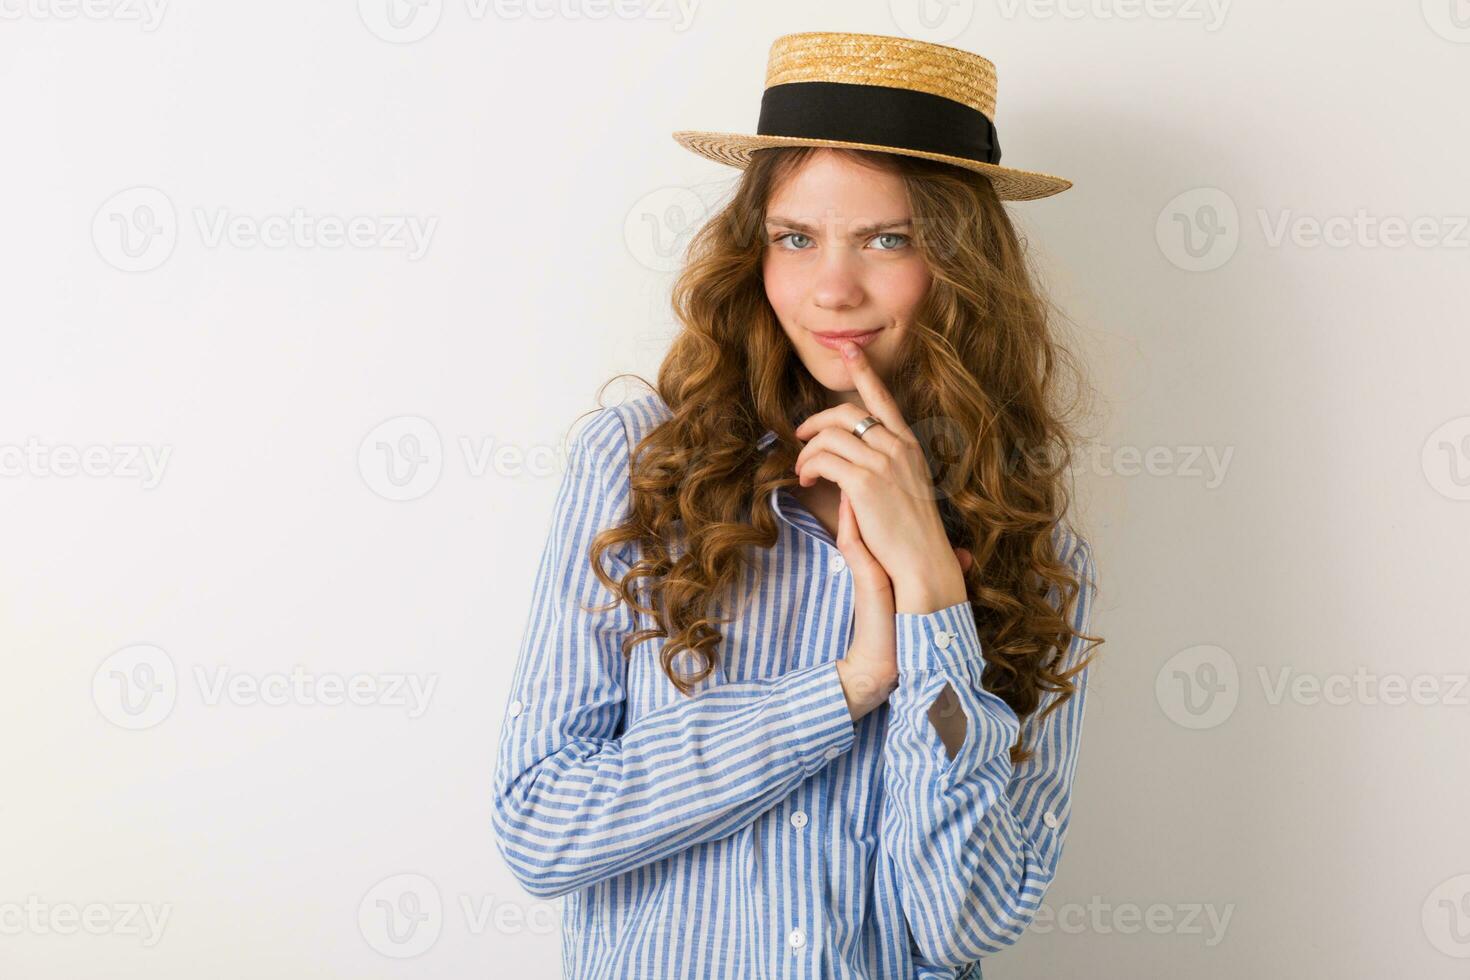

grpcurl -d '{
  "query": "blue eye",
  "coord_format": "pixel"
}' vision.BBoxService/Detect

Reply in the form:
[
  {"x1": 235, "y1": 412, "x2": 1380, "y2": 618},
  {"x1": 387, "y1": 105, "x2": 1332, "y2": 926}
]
[{"x1": 768, "y1": 231, "x2": 911, "y2": 251}]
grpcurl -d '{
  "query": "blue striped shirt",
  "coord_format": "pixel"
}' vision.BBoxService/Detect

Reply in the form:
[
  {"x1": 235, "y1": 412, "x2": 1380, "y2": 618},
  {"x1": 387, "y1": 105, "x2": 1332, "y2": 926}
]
[{"x1": 492, "y1": 392, "x2": 1097, "y2": 979}]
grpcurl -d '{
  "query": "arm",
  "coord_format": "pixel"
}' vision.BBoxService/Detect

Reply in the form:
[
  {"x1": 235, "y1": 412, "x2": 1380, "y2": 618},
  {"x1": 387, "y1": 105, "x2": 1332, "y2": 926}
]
[
  {"x1": 491, "y1": 406, "x2": 856, "y2": 899},
  {"x1": 878, "y1": 530, "x2": 1098, "y2": 968}
]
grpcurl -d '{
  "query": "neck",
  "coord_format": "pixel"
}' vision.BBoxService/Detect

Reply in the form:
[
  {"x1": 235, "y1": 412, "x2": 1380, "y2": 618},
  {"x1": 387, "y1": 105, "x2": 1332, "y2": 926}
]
[{"x1": 827, "y1": 391, "x2": 864, "y2": 410}]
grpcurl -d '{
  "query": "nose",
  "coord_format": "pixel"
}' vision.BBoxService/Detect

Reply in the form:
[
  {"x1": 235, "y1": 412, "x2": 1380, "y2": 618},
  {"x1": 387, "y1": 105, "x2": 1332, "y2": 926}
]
[{"x1": 810, "y1": 246, "x2": 865, "y2": 311}]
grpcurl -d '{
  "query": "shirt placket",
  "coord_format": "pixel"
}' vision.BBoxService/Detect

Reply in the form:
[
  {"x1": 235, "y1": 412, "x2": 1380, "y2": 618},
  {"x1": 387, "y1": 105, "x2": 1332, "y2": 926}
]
[{"x1": 770, "y1": 485, "x2": 851, "y2": 976}]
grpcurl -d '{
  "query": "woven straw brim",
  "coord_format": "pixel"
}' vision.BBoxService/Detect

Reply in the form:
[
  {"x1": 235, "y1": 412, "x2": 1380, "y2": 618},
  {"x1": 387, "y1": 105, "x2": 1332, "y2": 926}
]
[{"x1": 672, "y1": 130, "x2": 1072, "y2": 202}]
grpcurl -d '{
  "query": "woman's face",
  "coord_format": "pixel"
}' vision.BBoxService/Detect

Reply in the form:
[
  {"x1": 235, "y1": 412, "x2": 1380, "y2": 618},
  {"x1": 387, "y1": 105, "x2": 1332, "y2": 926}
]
[{"x1": 761, "y1": 150, "x2": 932, "y2": 406}]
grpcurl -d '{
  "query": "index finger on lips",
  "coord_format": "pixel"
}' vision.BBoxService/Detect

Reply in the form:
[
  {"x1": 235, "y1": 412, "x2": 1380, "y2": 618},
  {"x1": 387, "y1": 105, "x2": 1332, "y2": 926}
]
[{"x1": 839, "y1": 341, "x2": 914, "y2": 439}]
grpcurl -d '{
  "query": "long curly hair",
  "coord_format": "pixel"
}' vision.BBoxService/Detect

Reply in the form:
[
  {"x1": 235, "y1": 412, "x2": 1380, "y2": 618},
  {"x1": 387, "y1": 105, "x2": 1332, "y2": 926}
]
[{"x1": 582, "y1": 145, "x2": 1103, "y2": 765}]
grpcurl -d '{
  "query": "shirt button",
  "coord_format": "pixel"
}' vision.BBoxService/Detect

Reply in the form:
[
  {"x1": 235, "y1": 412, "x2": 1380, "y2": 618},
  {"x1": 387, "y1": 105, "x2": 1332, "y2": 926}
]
[
  {"x1": 790, "y1": 810, "x2": 808, "y2": 829},
  {"x1": 508, "y1": 699, "x2": 523, "y2": 718},
  {"x1": 934, "y1": 631, "x2": 952, "y2": 650},
  {"x1": 823, "y1": 747, "x2": 841, "y2": 761},
  {"x1": 1043, "y1": 810, "x2": 1060, "y2": 829},
  {"x1": 788, "y1": 927, "x2": 806, "y2": 949},
  {"x1": 830, "y1": 554, "x2": 847, "y2": 574}
]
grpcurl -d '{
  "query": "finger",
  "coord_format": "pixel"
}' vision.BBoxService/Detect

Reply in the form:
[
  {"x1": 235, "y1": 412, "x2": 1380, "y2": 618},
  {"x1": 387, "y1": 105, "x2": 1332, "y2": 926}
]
[
  {"x1": 795, "y1": 450, "x2": 866, "y2": 492},
  {"x1": 794, "y1": 404, "x2": 904, "y2": 454},
  {"x1": 838, "y1": 491, "x2": 887, "y2": 585},
  {"x1": 794, "y1": 426, "x2": 887, "y2": 477},
  {"x1": 837, "y1": 340, "x2": 913, "y2": 439},
  {"x1": 836, "y1": 489, "x2": 855, "y2": 549},
  {"x1": 953, "y1": 547, "x2": 973, "y2": 573}
]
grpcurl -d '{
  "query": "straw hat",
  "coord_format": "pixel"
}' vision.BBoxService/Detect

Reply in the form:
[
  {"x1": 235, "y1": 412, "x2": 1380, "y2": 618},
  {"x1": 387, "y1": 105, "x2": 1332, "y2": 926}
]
[{"x1": 672, "y1": 31, "x2": 1071, "y2": 202}]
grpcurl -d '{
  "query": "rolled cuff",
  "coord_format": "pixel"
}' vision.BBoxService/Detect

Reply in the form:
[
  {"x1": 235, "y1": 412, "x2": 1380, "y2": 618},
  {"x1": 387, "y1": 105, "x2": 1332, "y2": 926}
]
[{"x1": 895, "y1": 600, "x2": 984, "y2": 675}]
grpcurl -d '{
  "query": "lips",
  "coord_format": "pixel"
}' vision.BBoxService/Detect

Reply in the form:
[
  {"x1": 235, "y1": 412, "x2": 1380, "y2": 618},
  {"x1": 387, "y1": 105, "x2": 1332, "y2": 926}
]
[{"x1": 809, "y1": 328, "x2": 882, "y2": 351}]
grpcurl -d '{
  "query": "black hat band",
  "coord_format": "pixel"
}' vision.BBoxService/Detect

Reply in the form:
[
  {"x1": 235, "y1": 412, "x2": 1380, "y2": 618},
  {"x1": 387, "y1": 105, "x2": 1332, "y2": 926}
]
[{"x1": 755, "y1": 80, "x2": 1002, "y2": 167}]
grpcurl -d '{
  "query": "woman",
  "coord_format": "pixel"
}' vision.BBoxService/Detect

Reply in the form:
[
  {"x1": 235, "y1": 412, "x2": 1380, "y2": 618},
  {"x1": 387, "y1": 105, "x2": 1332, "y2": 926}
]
[{"x1": 493, "y1": 31, "x2": 1104, "y2": 979}]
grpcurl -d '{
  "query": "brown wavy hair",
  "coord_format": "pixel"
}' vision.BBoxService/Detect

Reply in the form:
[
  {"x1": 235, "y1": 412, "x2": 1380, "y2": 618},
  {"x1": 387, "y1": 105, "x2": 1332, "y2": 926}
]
[{"x1": 580, "y1": 146, "x2": 1104, "y2": 765}]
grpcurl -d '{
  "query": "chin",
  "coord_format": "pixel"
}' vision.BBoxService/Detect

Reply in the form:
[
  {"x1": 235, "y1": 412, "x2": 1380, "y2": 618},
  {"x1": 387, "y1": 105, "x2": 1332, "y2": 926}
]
[{"x1": 798, "y1": 356, "x2": 860, "y2": 393}]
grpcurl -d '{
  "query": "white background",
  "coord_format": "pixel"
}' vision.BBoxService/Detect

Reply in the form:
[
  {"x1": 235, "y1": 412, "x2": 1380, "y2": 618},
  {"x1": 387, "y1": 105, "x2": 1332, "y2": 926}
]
[{"x1": 2, "y1": 1, "x2": 1468, "y2": 977}]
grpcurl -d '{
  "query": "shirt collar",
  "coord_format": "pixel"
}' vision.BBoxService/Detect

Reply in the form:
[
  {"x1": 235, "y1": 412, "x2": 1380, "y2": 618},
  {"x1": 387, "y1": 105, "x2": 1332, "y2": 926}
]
[{"x1": 754, "y1": 426, "x2": 836, "y2": 546}]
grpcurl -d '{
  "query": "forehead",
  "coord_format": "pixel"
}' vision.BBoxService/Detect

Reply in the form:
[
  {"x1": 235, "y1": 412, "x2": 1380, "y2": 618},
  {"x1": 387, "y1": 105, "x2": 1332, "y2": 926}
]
[{"x1": 765, "y1": 150, "x2": 911, "y2": 226}]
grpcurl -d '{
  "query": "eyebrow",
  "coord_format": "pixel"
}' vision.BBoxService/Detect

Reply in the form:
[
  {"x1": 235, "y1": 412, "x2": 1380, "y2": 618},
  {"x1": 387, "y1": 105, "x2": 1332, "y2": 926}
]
[{"x1": 764, "y1": 215, "x2": 913, "y2": 238}]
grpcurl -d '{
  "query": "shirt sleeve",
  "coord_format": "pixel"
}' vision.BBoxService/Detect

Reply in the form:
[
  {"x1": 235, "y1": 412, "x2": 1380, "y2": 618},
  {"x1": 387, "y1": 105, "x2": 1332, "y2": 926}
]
[
  {"x1": 878, "y1": 530, "x2": 1098, "y2": 969},
  {"x1": 491, "y1": 405, "x2": 857, "y2": 900}
]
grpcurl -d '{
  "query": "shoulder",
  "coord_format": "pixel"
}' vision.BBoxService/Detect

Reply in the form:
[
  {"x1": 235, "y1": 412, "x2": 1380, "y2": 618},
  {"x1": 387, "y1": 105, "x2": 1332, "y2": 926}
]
[
  {"x1": 613, "y1": 389, "x2": 674, "y2": 439},
  {"x1": 1050, "y1": 520, "x2": 1096, "y2": 586},
  {"x1": 1048, "y1": 521, "x2": 1099, "y2": 633},
  {"x1": 1047, "y1": 521, "x2": 1099, "y2": 667},
  {"x1": 565, "y1": 390, "x2": 673, "y2": 488}
]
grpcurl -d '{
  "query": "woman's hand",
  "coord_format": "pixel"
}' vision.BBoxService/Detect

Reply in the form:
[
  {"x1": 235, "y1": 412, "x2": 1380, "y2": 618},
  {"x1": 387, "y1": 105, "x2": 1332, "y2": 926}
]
[
  {"x1": 794, "y1": 341, "x2": 969, "y2": 615},
  {"x1": 833, "y1": 485, "x2": 976, "y2": 724},
  {"x1": 833, "y1": 488, "x2": 897, "y2": 722}
]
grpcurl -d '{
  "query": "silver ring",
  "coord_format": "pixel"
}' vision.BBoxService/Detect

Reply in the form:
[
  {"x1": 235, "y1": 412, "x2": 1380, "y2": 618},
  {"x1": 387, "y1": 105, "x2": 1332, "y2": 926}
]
[{"x1": 851, "y1": 416, "x2": 884, "y2": 440}]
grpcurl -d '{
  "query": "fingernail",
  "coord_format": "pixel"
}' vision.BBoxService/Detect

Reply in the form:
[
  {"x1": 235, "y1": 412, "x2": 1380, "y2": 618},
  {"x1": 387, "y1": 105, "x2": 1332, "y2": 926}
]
[{"x1": 841, "y1": 342, "x2": 858, "y2": 360}]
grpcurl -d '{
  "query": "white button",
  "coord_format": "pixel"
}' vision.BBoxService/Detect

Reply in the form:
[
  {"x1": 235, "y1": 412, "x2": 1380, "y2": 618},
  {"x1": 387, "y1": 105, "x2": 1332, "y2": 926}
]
[
  {"x1": 790, "y1": 810, "x2": 808, "y2": 829},
  {"x1": 1043, "y1": 810, "x2": 1060, "y2": 829},
  {"x1": 830, "y1": 554, "x2": 847, "y2": 574},
  {"x1": 508, "y1": 699, "x2": 523, "y2": 718},
  {"x1": 788, "y1": 927, "x2": 805, "y2": 949},
  {"x1": 823, "y1": 747, "x2": 841, "y2": 761},
  {"x1": 934, "y1": 631, "x2": 952, "y2": 650}
]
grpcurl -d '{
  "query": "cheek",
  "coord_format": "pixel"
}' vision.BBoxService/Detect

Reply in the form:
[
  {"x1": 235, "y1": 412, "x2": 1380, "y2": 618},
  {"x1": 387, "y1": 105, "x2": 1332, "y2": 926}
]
[
  {"x1": 884, "y1": 263, "x2": 932, "y2": 318},
  {"x1": 761, "y1": 258, "x2": 804, "y2": 325}
]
